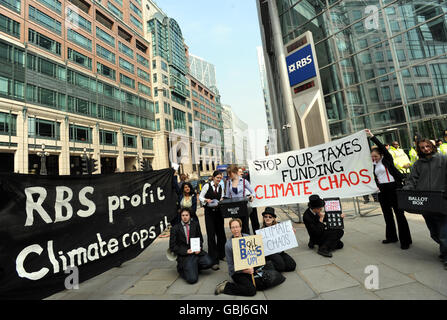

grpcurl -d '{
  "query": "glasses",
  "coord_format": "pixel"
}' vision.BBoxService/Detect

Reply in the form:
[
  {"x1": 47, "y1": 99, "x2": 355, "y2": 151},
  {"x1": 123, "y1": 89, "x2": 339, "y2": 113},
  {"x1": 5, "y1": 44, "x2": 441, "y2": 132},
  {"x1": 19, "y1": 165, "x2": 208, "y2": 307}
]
[{"x1": 264, "y1": 215, "x2": 273, "y2": 219}]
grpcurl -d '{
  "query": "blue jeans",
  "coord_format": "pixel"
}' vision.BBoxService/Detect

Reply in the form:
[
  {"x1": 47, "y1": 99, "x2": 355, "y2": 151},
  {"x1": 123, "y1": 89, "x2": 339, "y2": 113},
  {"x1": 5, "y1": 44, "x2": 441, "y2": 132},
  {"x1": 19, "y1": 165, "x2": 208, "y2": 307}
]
[
  {"x1": 422, "y1": 213, "x2": 447, "y2": 261},
  {"x1": 181, "y1": 253, "x2": 214, "y2": 284}
]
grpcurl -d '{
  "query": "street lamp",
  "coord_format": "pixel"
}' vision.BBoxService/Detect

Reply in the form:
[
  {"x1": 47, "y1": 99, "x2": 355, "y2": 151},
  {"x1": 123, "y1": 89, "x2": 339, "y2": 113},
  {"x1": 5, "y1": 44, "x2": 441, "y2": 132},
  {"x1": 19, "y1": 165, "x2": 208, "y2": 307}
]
[{"x1": 37, "y1": 144, "x2": 49, "y2": 175}]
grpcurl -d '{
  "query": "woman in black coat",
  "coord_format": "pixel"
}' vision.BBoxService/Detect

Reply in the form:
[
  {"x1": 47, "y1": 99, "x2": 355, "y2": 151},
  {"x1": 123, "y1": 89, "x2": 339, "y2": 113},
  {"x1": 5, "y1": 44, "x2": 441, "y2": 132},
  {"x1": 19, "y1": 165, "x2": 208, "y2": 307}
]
[{"x1": 365, "y1": 129, "x2": 412, "y2": 249}]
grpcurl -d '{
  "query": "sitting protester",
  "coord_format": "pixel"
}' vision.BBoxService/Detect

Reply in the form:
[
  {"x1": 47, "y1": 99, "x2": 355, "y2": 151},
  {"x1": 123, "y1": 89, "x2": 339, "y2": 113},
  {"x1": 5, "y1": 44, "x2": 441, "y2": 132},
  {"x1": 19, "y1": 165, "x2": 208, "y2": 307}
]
[
  {"x1": 261, "y1": 207, "x2": 296, "y2": 272},
  {"x1": 303, "y1": 195, "x2": 345, "y2": 258},
  {"x1": 214, "y1": 218, "x2": 285, "y2": 296},
  {"x1": 169, "y1": 208, "x2": 214, "y2": 284}
]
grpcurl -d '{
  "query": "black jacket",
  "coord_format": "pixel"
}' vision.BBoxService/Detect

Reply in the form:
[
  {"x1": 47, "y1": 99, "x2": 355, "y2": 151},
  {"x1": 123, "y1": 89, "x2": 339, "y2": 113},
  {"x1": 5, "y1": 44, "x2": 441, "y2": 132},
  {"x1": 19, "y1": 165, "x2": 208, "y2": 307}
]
[
  {"x1": 370, "y1": 136, "x2": 404, "y2": 187},
  {"x1": 303, "y1": 208, "x2": 326, "y2": 244}
]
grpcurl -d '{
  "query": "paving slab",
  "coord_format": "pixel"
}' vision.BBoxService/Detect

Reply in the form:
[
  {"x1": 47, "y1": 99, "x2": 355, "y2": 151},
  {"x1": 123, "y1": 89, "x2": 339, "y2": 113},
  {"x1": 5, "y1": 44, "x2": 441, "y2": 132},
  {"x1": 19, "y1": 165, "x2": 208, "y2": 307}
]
[
  {"x1": 291, "y1": 251, "x2": 333, "y2": 271},
  {"x1": 97, "y1": 275, "x2": 142, "y2": 294},
  {"x1": 141, "y1": 268, "x2": 179, "y2": 282},
  {"x1": 374, "y1": 282, "x2": 447, "y2": 300},
  {"x1": 320, "y1": 285, "x2": 380, "y2": 300},
  {"x1": 299, "y1": 265, "x2": 360, "y2": 294},
  {"x1": 262, "y1": 271, "x2": 316, "y2": 300},
  {"x1": 165, "y1": 276, "x2": 204, "y2": 295},
  {"x1": 124, "y1": 280, "x2": 173, "y2": 295},
  {"x1": 413, "y1": 267, "x2": 447, "y2": 297}
]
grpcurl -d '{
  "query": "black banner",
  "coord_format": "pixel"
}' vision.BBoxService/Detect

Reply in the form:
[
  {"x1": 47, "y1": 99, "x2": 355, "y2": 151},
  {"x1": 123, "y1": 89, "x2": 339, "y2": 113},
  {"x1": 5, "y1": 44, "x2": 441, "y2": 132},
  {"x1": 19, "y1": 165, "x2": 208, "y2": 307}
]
[{"x1": 0, "y1": 169, "x2": 178, "y2": 299}]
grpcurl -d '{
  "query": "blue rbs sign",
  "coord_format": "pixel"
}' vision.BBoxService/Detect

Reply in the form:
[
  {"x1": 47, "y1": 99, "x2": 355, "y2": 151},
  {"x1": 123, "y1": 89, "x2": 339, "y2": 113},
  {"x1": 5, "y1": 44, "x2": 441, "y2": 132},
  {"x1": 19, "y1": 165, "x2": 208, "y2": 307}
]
[{"x1": 286, "y1": 44, "x2": 316, "y2": 88}]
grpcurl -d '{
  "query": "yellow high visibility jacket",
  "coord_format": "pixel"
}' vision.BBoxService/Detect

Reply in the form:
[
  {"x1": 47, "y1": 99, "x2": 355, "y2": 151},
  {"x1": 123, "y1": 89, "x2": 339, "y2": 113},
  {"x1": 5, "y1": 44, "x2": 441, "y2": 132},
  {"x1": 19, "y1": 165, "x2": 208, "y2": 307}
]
[
  {"x1": 389, "y1": 146, "x2": 411, "y2": 174},
  {"x1": 409, "y1": 148, "x2": 418, "y2": 165},
  {"x1": 440, "y1": 143, "x2": 447, "y2": 156}
]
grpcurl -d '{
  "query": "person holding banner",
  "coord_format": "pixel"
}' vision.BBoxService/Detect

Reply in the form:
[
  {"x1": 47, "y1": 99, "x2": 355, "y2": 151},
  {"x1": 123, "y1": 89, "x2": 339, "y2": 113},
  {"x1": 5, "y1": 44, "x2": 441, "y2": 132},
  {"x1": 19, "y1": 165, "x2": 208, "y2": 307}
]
[
  {"x1": 403, "y1": 138, "x2": 447, "y2": 269},
  {"x1": 366, "y1": 129, "x2": 412, "y2": 250},
  {"x1": 260, "y1": 207, "x2": 296, "y2": 272},
  {"x1": 169, "y1": 208, "x2": 215, "y2": 284},
  {"x1": 199, "y1": 170, "x2": 226, "y2": 270},
  {"x1": 303, "y1": 195, "x2": 345, "y2": 258},
  {"x1": 226, "y1": 165, "x2": 255, "y2": 234}
]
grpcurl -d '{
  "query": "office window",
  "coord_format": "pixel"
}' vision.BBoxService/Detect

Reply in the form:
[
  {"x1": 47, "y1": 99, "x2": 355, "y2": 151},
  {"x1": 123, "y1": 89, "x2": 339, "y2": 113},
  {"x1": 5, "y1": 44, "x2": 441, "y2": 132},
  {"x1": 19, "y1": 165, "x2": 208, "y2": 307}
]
[
  {"x1": 69, "y1": 124, "x2": 92, "y2": 143},
  {"x1": 138, "y1": 82, "x2": 151, "y2": 96},
  {"x1": 0, "y1": 75, "x2": 24, "y2": 99},
  {"x1": 123, "y1": 134, "x2": 136, "y2": 147},
  {"x1": 96, "y1": 44, "x2": 115, "y2": 63},
  {"x1": 28, "y1": 29, "x2": 61, "y2": 55},
  {"x1": 0, "y1": 13, "x2": 20, "y2": 38},
  {"x1": 29, "y1": 5, "x2": 61, "y2": 35},
  {"x1": 120, "y1": 73, "x2": 135, "y2": 88},
  {"x1": 0, "y1": 0, "x2": 21, "y2": 13},
  {"x1": 96, "y1": 27, "x2": 115, "y2": 48},
  {"x1": 28, "y1": 117, "x2": 60, "y2": 139},
  {"x1": 137, "y1": 68, "x2": 150, "y2": 81},
  {"x1": 142, "y1": 137, "x2": 153, "y2": 150},
  {"x1": 119, "y1": 57, "x2": 134, "y2": 73},
  {"x1": 97, "y1": 62, "x2": 115, "y2": 80},
  {"x1": 0, "y1": 111, "x2": 17, "y2": 135},
  {"x1": 67, "y1": 48, "x2": 92, "y2": 70},
  {"x1": 99, "y1": 129, "x2": 116, "y2": 145},
  {"x1": 137, "y1": 53, "x2": 149, "y2": 67},
  {"x1": 107, "y1": 1, "x2": 122, "y2": 19},
  {"x1": 68, "y1": 0, "x2": 90, "y2": 14},
  {"x1": 67, "y1": 28, "x2": 92, "y2": 51},
  {"x1": 66, "y1": 8, "x2": 91, "y2": 32},
  {"x1": 130, "y1": 15, "x2": 143, "y2": 32},
  {"x1": 119, "y1": 41, "x2": 133, "y2": 58},
  {"x1": 37, "y1": 0, "x2": 61, "y2": 13}
]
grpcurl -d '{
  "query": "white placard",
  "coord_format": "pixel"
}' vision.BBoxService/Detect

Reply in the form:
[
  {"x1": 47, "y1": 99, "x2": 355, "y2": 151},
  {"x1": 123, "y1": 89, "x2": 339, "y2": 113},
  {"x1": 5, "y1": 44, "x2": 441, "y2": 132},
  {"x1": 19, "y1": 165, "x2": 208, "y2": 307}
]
[
  {"x1": 190, "y1": 237, "x2": 201, "y2": 252},
  {"x1": 248, "y1": 131, "x2": 378, "y2": 207},
  {"x1": 255, "y1": 220, "x2": 298, "y2": 256}
]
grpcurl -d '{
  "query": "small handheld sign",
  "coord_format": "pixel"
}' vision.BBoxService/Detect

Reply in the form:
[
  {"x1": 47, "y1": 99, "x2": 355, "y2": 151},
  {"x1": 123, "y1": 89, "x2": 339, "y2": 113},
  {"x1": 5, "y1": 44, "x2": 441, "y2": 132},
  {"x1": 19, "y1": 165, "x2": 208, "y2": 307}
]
[
  {"x1": 323, "y1": 197, "x2": 344, "y2": 230},
  {"x1": 190, "y1": 238, "x2": 200, "y2": 252},
  {"x1": 232, "y1": 235, "x2": 265, "y2": 272}
]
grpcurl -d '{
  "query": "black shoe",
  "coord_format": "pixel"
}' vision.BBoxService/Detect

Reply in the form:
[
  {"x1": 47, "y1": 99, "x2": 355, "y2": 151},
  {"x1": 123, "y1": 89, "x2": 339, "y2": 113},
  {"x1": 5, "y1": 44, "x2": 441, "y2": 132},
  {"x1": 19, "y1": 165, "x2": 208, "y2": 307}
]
[
  {"x1": 401, "y1": 243, "x2": 410, "y2": 250},
  {"x1": 335, "y1": 241, "x2": 344, "y2": 250},
  {"x1": 440, "y1": 255, "x2": 446, "y2": 262},
  {"x1": 317, "y1": 248, "x2": 332, "y2": 258},
  {"x1": 382, "y1": 239, "x2": 398, "y2": 244},
  {"x1": 308, "y1": 241, "x2": 315, "y2": 249}
]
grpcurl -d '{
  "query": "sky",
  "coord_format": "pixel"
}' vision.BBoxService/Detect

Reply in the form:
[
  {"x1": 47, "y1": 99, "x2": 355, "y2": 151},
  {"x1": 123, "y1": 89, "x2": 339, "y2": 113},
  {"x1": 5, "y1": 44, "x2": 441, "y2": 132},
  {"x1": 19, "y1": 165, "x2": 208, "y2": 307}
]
[{"x1": 154, "y1": 0, "x2": 269, "y2": 156}]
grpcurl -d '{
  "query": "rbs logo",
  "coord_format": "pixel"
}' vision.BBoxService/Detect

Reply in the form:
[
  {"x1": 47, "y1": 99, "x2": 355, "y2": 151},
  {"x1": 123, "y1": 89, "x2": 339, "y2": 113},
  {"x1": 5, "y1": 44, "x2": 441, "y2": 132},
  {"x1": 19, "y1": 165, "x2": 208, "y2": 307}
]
[{"x1": 288, "y1": 55, "x2": 312, "y2": 74}]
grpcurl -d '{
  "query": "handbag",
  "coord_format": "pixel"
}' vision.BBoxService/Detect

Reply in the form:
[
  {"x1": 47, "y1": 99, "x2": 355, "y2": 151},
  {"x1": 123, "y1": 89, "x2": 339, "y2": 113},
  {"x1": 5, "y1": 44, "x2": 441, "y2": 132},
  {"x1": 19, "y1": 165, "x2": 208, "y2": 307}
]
[{"x1": 253, "y1": 261, "x2": 285, "y2": 290}]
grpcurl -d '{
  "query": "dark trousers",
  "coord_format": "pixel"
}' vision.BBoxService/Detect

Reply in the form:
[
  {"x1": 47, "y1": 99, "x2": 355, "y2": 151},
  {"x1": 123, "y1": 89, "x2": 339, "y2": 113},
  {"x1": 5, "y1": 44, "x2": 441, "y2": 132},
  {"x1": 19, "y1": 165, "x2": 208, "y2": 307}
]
[
  {"x1": 318, "y1": 229, "x2": 344, "y2": 252},
  {"x1": 223, "y1": 272, "x2": 262, "y2": 297},
  {"x1": 204, "y1": 208, "x2": 226, "y2": 264},
  {"x1": 378, "y1": 183, "x2": 412, "y2": 246},
  {"x1": 266, "y1": 252, "x2": 296, "y2": 272},
  {"x1": 180, "y1": 254, "x2": 214, "y2": 284},
  {"x1": 249, "y1": 207, "x2": 260, "y2": 234},
  {"x1": 422, "y1": 213, "x2": 447, "y2": 261}
]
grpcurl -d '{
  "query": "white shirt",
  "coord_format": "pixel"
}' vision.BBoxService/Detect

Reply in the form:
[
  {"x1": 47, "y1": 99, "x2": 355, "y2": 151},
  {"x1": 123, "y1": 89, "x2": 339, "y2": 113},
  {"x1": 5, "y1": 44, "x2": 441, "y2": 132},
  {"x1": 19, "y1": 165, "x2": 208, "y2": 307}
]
[
  {"x1": 374, "y1": 159, "x2": 395, "y2": 184},
  {"x1": 199, "y1": 181, "x2": 224, "y2": 206}
]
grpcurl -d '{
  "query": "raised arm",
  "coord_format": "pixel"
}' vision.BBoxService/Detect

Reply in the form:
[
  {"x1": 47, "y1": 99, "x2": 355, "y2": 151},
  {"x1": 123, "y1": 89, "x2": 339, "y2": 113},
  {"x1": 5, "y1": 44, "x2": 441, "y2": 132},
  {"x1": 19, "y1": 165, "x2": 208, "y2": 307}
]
[{"x1": 365, "y1": 129, "x2": 393, "y2": 162}]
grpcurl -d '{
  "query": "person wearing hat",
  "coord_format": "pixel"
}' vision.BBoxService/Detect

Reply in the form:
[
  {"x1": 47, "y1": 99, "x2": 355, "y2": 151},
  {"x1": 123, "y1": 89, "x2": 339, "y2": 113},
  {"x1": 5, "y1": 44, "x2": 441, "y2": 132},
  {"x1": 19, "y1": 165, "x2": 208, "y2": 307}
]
[
  {"x1": 169, "y1": 208, "x2": 215, "y2": 284},
  {"x1": 303, "y1": 195, "x2": 345, "y2": 257},
  {"x1": 260, "y1": 207, "x2": 296, "y2": 272}
]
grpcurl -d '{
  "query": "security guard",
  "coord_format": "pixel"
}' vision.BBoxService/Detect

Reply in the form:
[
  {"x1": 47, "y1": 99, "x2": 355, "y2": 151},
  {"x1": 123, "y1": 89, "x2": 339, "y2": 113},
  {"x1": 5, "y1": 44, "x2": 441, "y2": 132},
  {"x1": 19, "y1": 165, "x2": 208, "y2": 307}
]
[
  {"x1": 388, "y1": 141, "x2": 411, "y2": 175},
  {"x1": 439, "y1": 129, "x2": 447, "y2": 156}
]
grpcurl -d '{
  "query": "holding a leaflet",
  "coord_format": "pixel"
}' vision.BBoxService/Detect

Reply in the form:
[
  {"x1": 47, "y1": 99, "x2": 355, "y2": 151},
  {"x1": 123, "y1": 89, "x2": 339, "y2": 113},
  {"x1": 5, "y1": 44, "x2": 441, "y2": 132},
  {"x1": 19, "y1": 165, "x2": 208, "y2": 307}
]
[{"x1": 169, "y1": 208, "x2": 215, "y2": 284}]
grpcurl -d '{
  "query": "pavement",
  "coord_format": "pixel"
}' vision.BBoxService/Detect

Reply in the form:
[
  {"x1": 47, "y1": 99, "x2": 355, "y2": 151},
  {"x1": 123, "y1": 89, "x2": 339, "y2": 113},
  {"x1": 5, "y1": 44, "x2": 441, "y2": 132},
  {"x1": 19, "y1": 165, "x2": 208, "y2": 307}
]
[{"x1": 45, "y1": 199, "x2": 447, "y2": 300}]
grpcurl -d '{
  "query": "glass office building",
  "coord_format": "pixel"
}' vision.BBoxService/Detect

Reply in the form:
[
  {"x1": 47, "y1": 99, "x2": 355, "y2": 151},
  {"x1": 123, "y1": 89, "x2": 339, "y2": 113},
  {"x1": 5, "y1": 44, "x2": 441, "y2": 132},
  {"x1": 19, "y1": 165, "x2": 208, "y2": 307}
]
[{"x1": 258, "y1": 0, "x2": 447, "y2": 150}]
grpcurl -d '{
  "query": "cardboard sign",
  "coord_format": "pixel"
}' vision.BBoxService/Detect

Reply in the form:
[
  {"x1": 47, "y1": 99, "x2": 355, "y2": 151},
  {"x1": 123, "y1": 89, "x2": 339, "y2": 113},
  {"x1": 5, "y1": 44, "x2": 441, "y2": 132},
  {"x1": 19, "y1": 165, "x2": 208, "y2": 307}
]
[
  {"x1": 256, "y1": 220, "x2": 298, "y2": 256},
  {"x1": 190, "y1": 237, "x2": 200, "y2": 252},
  {"x1": 232, "y1": 235, "x2": 265, "y2": 271}
]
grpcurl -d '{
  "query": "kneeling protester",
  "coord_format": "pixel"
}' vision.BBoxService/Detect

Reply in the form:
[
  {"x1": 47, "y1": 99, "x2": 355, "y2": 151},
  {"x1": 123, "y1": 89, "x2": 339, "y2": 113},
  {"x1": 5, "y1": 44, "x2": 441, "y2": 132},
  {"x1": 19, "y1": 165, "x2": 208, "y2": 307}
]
[{"x1": 169, "y1": 208, "x2": 214, "y2": 284}]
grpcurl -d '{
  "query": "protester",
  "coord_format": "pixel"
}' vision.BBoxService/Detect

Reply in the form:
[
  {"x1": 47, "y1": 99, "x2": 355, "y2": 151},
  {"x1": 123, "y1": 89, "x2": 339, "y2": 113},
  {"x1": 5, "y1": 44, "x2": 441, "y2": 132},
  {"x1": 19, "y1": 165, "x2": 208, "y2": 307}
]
[
  {"x1": 303, "y1": 195, "x2": 344, "y2": 258},
  {"x1": 261, "y1": 207, "x2": 296, "y2": 272},
  {"x1": 240, "y1": 168, "x2": 261, "y2": 234},
  {"x1": 214, "y1": 218, "x2": 285, "y2": 296},
  {"x1": 169, "y1": 208, "x2": 214, "y2": 284},
  {"x1": 388, "y1": 141, "x2": 411, "y2": 175},
  {"x1": 366, "y1": 129, "x2": 412, "y2": 249},
  {"x1": 178, "y1": 182, "x2": 198, "y2": 220},
  {"x1": 403, "y1": 138, "x2": 447, "y2": 270},
  {"x1": 199, "y1": 170, "x2": 226, "y2": 270},
  {"x1": 225, "y1": 165, "x2": 255, "y2": 234}
]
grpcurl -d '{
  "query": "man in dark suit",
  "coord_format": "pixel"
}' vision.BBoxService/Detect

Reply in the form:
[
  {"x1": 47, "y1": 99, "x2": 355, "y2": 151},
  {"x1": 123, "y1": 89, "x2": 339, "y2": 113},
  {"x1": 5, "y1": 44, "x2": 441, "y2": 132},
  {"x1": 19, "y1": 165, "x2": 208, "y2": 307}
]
[
  {"x1": 169, "y1": 208, "x2": 214, "y2": 283},
  {"x1": 303, "y1": 195, "x2": 345, "y2": 258}
]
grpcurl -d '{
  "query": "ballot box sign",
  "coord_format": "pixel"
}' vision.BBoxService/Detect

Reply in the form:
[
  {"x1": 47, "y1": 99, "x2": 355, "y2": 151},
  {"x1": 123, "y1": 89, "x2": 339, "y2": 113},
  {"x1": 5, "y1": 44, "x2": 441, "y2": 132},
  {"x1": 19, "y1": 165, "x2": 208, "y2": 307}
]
[
  {"x1": 255, "y1": 220, "x2": 298, "y2": 256},
  {"x1": 232, "y1": 235, "x2": 266, "y2": 271},
  {"x1": 324, "y1": 197, "x2": 344, "y2": 229},
  {"x1": 397, "y1": 190, "x2": 447, "y2": 215},
  {"x1": 219, "y1": 197, "x2": 249, "y2": 218},
  {"x1": 286, "y1": 44, "x2": 317, "y2": 87}
]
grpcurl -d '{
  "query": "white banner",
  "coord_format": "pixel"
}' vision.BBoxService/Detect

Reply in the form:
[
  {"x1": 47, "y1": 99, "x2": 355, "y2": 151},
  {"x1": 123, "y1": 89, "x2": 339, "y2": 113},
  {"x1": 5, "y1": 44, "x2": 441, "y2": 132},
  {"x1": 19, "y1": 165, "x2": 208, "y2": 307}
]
[
  {"x1": 248, "y1": 131, "x2": 377, "y2": 207},
  {"x1": 255, "y1": 220, "x2": 298, "y2": 256}
]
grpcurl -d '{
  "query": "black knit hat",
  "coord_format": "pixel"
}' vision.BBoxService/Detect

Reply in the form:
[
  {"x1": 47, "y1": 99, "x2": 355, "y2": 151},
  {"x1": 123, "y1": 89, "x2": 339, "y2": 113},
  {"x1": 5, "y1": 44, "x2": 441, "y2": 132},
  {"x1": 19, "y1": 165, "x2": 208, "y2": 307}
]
[
  {"x1": 262, "y1": 207, "x2": 276, "y2": 218},
  {"x1": 308, "y1": 195, "x2": 325, "y2": 209}
]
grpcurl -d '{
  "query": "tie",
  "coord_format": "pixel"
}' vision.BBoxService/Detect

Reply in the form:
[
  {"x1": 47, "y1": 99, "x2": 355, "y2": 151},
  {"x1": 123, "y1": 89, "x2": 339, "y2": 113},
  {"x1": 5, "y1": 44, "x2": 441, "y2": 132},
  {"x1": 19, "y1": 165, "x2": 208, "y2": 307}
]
[{"x1": 186, "y1": 223, "x2": 190, "y2": 243}]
